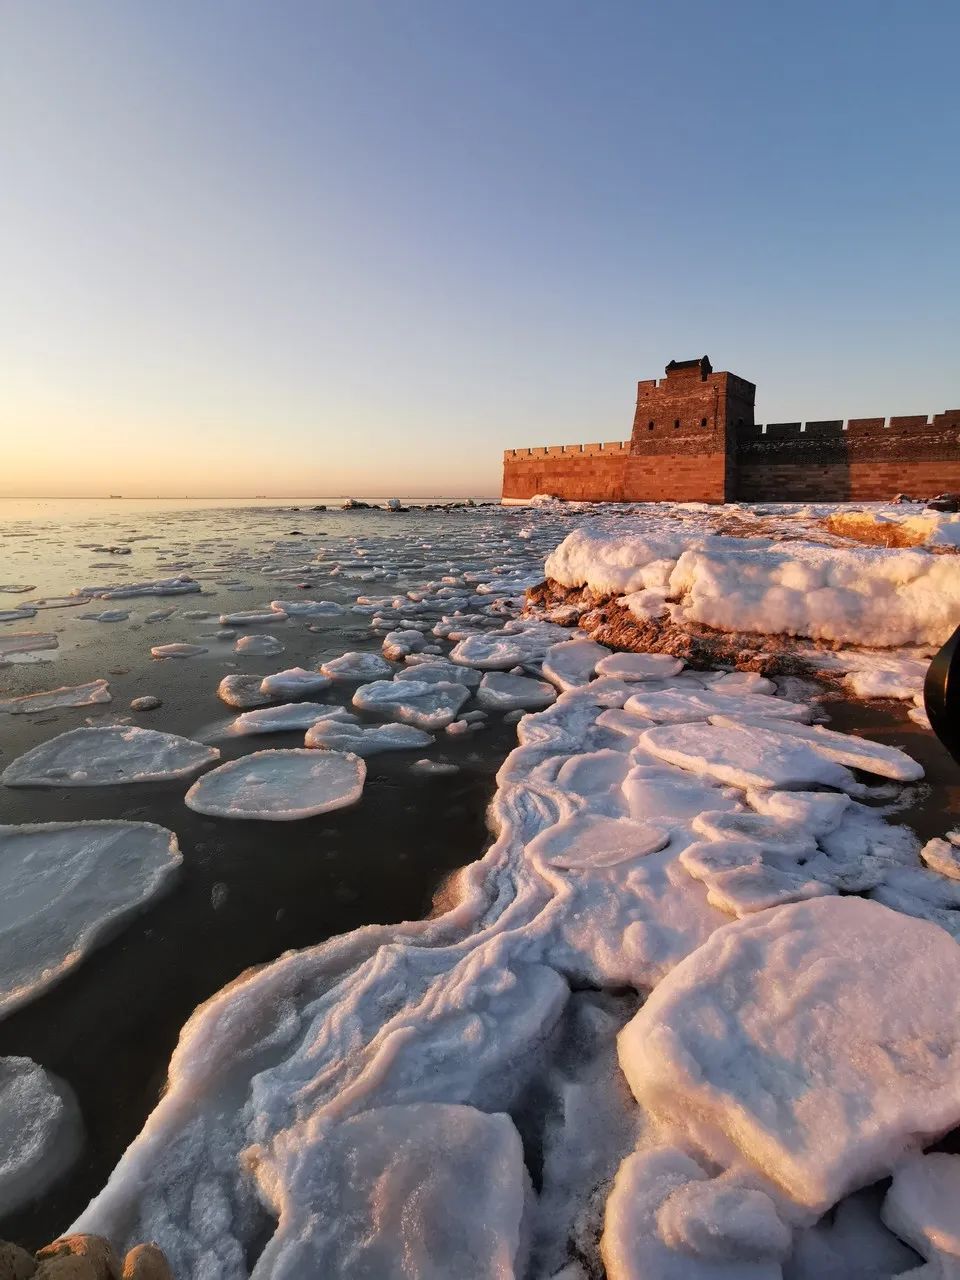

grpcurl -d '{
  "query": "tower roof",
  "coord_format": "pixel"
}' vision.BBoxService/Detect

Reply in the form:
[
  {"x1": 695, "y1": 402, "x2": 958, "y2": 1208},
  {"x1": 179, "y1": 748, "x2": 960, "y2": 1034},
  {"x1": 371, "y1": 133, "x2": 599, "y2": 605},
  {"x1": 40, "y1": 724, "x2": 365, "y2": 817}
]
[{"x1": 665, "y1": 355, "x2": 712, "y2": 378}]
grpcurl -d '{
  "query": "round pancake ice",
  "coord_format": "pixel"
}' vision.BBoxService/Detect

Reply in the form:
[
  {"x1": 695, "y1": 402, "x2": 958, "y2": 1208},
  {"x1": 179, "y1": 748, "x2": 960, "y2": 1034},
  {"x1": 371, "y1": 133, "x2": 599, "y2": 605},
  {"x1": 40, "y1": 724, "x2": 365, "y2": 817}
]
[
  {"x1": 185, "y1": 749, "x2": 366, "y2": 820},
  {"x1": 2, "y1": 726, "x2": 219, "y2": 787}
]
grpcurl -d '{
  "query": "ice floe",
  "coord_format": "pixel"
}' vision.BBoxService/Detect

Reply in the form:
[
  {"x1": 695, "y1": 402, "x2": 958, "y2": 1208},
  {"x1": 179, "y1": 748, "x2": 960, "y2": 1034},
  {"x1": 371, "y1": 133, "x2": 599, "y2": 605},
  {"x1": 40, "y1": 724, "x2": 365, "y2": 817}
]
[
  {"x1": 184, "y1": 749, "x2": 365, "y2": 820},
  {"x1": 227, "y1": 702, "x2": 353, "y2": 737},
  {"x1": 304, "y1": 719, "x2": 433, "y2": 755},
  {"x1": 0, "y1": 821, "x2": 181, "y2": 1017},
  {"x1": 542, "y1": 637, "x2": 611, "y2": 690},
  {"x1": 217, "y1": 674, "x2": 275, "y2": 709},
  {"x1": 235, "y1": 634, "x2": 284, "y2": 656},
  {"x1": 594, "y1": 652, "x2": 685, "y2": 681},
  {"x1": 0, "y1": 632, "x2": 58, "y2": 657},
  {"x1": 150, "y1": 642, "x2": 208, "y2": 659},
  {"x1": 73, "y1": 576, "x2": 200, "y2": 599},
  {"x1": 0, "y1": 679, "x2": 111, "y2": 714},
  {"x1": 259, "y1": 667, "x2": 332, "y2": 698},
  {"x1": 353, "y1": 678, "x2": 471, "y2": 729},
  {"x1": 269, "y1": 599, "x2": 344, "y2": 617},
  {"x1": 2, "y1": 726, "x2": 219, "y2": 787},
  {"x1": 0, "y1": 1057, "x2": 84, "y2": 1216},
  {"x1": 476, "y1": 671, "x2": 557, "y2": 711},
  {"x1": 320, "y1": 650, "x2": 395, "y2": 681}
]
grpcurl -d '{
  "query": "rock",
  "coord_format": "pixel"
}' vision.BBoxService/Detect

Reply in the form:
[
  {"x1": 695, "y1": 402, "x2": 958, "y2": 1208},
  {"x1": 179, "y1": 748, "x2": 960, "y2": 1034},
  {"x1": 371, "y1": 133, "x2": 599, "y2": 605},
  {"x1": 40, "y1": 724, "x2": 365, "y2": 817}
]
[
  {"x1": 0, "y1": 1241, "x2": 37, "y2": 1278},
  {"x1": 129, "y1": 696, "x2": 161, "y2": 712},
  {"x1": 121, "y1": 1246, "x2": 172, "y2": 1279},
  {"x1": 928, "y1": 493, "x2": 960, "y2": 512},
  {"x1": 35, "y1": 1235, "x2": 120, "y2": 1278}
]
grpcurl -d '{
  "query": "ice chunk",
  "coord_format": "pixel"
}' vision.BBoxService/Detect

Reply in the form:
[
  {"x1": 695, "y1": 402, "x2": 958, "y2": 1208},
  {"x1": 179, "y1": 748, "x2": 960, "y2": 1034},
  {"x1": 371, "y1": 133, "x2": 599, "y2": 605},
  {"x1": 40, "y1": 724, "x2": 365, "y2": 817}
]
[
  {"x1": 477, "y1": 672, "x2": 557, "y2": 711},
  {"x1": 256, "y1": 1104, "x2": 531, "y2": 1278},
  {"x1": 542, "y1": 638, "x2": 611, "y2": 690},
  {"x1": 527, "y1": 815, "x2": 667, "y2": 869},
  {"x1": 881, "y1": 1152, "x2": 960, "y2": 1267},
  {"x1": 269, "y1": 599, "x2": 344, "y2": 617},
  {"x1": 217, "y1": 674, "x2": 274, "y2": 709},
  {"x1": 235, "y1": 634, "x2": 284, "y2": 656},
  {"x1": 745, "y1": 789, "x2": 851, "y2": 837},
  {"x1": 623, "y1": 764, "x2": 743, "y2": 825},
  {"x1": 601, "y1": 1147, "x2": 785, "y2": 1279},
  {"x1": 397, "y1": 659, "x2": 480, "y2": 687},
  {"x1": 0, "y1": 821, "x2": 181, "y2": 1016},
  {"x1": 594, "y1": 652, "x2": 685, "y2": 681},
  {"x1": 710, "y1": 671, "x2": 776, "y2": 696},
  {"x1": 0, "y1": 632, "x2": 58, "y2": 657},
  {"x1": 2, "y1": 726, "x2": 219, "y2": 787},
  {"x1": 449, "y1": 633, "x2": 536, "y2": 670},
  {"x1": 618, "y1": 896, "x2": 960, "y2": 1213},
  {"x1": 0, "y1": 679, "x2": 111, "y2": 714},
  {"x1": 218, "y1": 610, "x2": 288, "y2": 625},
  {"x1": 639, "y1": 722, "x2": 857, "y2": 791},
  {"x1": 921, "y1": 836, "x2": 960, "y2": 881},
  {"x1": 321, "y1": 650, "x2": 394, "y2": 681},
  {"x1": 306, "y1": 718, "x2": 433, "y2": 754},
  {"x1": 0, "y1": 1057, "x2": 84, "y2": 1215},
  {"x1": 353, "y1": 679, "x2": 470, "y2": 730},
  {"x1": 227, "y1": 702, "x2": 351, "y2": 737},
  {"x1": 73, "y1": 576, "x2": 199, "y2": 599},
  {"x1": 130, "y1": 695, "x2": 161, "y2": 711},
  {"x1": 184, "y1": 749, "x2": 365, "y2": 820},
  {"x1": 625, "y1": 689, "x2": 811, "y2": 725},
  {"x1": 150, "y1": 642, "x2": 208, "y2": 658},
  {"x1": 709, "y1": 714, "x2": 924, "y2": 782},
  {"x1": 259, "y1": 667, "x2": 332, "y2": 698},
  {"x1": 382, "y1": 628, "x2": 428, "y2": 661},
  {"x1": 0, "y1": 607, "x2": 37, "y2": 622}
]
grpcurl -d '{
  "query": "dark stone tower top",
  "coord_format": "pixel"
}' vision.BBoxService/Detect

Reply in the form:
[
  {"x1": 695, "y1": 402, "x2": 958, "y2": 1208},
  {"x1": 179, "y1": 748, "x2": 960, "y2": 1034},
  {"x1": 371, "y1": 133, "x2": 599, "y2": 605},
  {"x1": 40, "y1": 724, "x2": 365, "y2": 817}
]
[{"x1": 665, "y1": 355, "x2": 713, "y2": 380}]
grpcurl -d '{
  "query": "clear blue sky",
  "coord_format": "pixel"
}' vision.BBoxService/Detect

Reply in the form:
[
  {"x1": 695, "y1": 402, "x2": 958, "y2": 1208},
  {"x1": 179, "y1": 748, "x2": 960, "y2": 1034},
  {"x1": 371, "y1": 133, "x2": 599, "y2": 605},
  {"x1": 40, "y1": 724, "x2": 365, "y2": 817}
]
[{"x1": 1, "y1": 0, "x2": 958, "y2": 496}]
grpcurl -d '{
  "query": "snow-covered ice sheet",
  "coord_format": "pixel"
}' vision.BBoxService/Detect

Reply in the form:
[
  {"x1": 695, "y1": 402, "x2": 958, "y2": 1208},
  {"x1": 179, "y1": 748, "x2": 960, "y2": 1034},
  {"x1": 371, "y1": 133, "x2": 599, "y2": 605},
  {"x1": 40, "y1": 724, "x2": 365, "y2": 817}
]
[
  {"x1": 184, "y1": 749, "x2": 365, "y2": 820},
  {"x1": 2, "y1": 726, "x2": 219, "y2": 787},
  {"x1": 617, "y1": 896, "x2": 960, "y2": 1214},
  {"x1": 226, "y1": 702, "x2": 350, "y2": 737},
  {"x1": 304, "y1": 719, "x2": 433, "y2": 755},
  {"x1": 320, "y1": 650, "x2": 394, "y2": 681},
  {"x1": 259, "y1": 667, "x2": 332, "y2": 698},
  {"x1": 544, "y1": 518, "x2": 960, "y2": 647},
  {"x1": 0, "y1": 821, "x2": 181, "y2": 1017}
]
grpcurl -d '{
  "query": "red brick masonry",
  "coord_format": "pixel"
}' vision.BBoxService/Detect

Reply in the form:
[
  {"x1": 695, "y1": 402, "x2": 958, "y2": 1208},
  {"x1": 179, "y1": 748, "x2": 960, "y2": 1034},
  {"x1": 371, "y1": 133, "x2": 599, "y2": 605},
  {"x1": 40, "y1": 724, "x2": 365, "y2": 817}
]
[{"x1": 502, "y1": 359, "x2": 960, "y2": 503}]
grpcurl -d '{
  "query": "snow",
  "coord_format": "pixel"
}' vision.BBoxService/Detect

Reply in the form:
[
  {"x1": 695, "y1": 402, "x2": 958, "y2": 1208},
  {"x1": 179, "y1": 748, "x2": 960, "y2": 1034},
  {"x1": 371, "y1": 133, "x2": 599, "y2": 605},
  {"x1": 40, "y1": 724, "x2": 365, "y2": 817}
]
[
  {"x1": 2, "y1": 726, "x2": 219, "y2": 787},
  {"x1": 527, "y1": 815, "x2": 667, "y2": 869},
  {"x1": 0, "y1": 679, "x2": 111, "y2": 714},
  {"x1": 320, "y1": 650, "x2": 394, "y2": 681},
  {"x1": 477, "y1": 671, "x2": 557, "y2": 710},
  {"x1": 617, "y1": 897, "x2": 960, "y2": 1214},
  {"x1": 304, "y1": 719, "x2": 433, "y2": 755},
  {"x1": 0, "y1": 822, "x2": 181, "y2": 1017},
  {"x1": 352, "y1": 678, "x2": 471, "y2": 730},
  {"x1": 708, "y1": 714, "x2": 925, "y2": 781},
  {"x1": 0, "y1": 1057, "x2": 84, "y2": 1216},
  {"x1": 595, "y1": 652, "x2": 685, "y2": 681},
  {"x1": 545, "y1": 519, "x2": 960, "y2": 647},
  {"x1": 226, "y1": 702, "x2": 351, "y2": 736},
  {"x1": 150, "y1": 642, "x2": 208, "y2": 658},
  {"x1": 259, "y1": 667, "x2": 332, "y2": 698},
  {"x1": 235, "y1": 633, "x2": 285, "y2": 656},
  {"x1": 184, "y1": 749, "x2": 365, "y2": 820}
]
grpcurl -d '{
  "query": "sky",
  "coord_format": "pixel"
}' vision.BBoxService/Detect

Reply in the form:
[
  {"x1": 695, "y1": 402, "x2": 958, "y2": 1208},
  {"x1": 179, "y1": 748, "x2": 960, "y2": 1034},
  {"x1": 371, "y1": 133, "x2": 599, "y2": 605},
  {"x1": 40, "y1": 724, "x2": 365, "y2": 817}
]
[{"x1": 1, "y1": 0, "x2": 958, "y2": 498}]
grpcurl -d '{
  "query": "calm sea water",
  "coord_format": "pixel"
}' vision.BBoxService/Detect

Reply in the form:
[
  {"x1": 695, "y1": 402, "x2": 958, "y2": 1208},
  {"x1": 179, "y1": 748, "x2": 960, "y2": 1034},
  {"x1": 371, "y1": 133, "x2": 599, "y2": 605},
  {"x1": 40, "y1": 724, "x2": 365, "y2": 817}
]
[{"x1": 0, "y1": 495, "x2": 564, "y2": 1246}]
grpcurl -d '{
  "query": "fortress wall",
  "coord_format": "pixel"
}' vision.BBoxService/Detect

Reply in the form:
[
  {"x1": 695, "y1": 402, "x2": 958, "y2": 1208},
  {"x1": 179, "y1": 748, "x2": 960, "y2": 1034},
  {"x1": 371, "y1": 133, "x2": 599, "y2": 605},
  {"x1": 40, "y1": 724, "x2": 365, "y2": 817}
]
[
  {"x1": 502, "y1": 444, "x2": 727, "y2": 503},
  {"x1": 734, "y1": 415, "x2": 960, "y2": 501}
]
